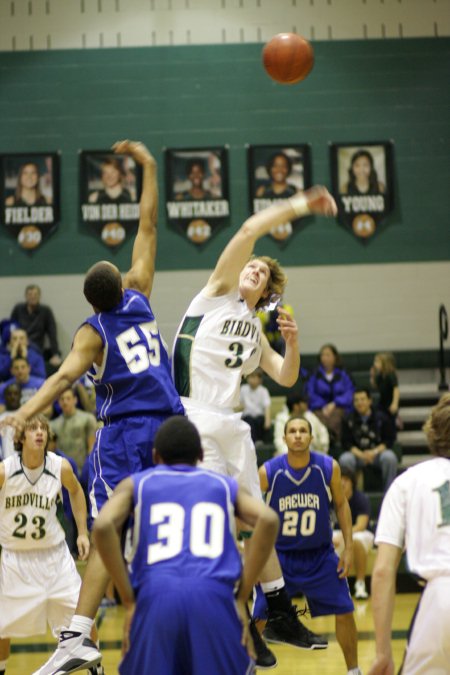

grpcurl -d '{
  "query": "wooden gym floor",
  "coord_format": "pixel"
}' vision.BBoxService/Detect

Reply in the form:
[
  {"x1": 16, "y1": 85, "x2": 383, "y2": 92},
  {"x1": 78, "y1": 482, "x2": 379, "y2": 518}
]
[{"x1": 7, "y1": 592, "x2": 418, "y2": 674}]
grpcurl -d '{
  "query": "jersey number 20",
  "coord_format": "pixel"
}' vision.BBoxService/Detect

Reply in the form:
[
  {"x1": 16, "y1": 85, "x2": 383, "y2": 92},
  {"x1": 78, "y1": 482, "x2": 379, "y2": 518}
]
[{"x1": 282, "y1": 509, "x2": 316, "y2": 537}]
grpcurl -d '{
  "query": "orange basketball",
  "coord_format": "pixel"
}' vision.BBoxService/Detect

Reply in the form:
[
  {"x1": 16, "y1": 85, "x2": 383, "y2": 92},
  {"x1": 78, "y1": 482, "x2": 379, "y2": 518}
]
[{"x1": 262, "y1": 33, "x2": 314, "y2": 85}]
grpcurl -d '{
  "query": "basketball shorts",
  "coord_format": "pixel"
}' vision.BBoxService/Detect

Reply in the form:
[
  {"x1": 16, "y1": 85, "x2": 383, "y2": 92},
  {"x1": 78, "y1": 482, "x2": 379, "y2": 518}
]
[
  {"x1": 182, "y1": 399, "x2": 261, "y2": 500},
  {"x1": 89, "y1": 413, "x2": 171, "y2": 519},
  {"x1": 403, "y1": 576, "x2": 450, "y2": 675},
  {"x1": 253, "y1": 545, "x2": 354, "y2": 619},
  {"x1": 0, "y1": 541, "x2": 81, "y2": 638},
  {"x1": 120, "y1": 577, "x2": 254, "y2": 675}
]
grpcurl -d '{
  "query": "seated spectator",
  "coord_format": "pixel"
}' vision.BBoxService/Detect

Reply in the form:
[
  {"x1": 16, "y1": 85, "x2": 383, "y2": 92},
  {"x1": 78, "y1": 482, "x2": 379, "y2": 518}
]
[
  {"x1": 10, "y1": 284, "x2": 62, "y2": 367},
  {"x1": 370, "y1": 351, "x2": 400, "y2": 441},
  {"x1": 0, "y1": 383, "x2": 21, "y2": 460},
  {"x1": 0, "y1": 326, "x2": 46, "y2": 381},
  {"x1": 0, "y1": 356, "x2": 51, "y2": 417},
  {"x1": 339, "y1": 388, "x2": 398, "y2": 491},
  {"x1": 47, "y1": 428, "x2": 80, "y2": 554},
  {"x1": 307, "y1": 343, "x2": 355, "y2": 444},
  {"x1": 333, "y1": 467, "x2": 374, "y2": 600},
  {"x1": 240, "y1": 368, "x2": 271, "y2": 443},
  {"x1": 50, "y1": 387, "x2": 97, "y2": 474},
  {"x1": 274, "y1": 392, "x2": 329, "y2": 455}
]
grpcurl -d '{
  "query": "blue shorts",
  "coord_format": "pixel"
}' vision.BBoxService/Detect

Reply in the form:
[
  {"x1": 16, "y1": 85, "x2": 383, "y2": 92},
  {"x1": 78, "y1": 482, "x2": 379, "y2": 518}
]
[
  {"x1": 253, "y1": 545, "x2": 354, "y2": 619},
  {"x1": 119, "y1": 578, "x2": 254, "y2": 675},
  {"x1": 88, "y1": 413, "x2": 171, "y2": 519}
]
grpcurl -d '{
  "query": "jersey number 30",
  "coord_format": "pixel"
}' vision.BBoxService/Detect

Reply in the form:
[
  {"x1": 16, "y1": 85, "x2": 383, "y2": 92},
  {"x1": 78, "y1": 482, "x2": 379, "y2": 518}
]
[
  {"x1": 147, "y1": 502, "x2": 225, "y2": 564},
  {"x1": 116, "y1": 321, "x2": 161, "y2": 373}
]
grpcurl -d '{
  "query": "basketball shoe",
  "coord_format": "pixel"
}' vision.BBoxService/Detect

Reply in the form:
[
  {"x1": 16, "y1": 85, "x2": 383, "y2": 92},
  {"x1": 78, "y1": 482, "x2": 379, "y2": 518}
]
[
  {"x1": 249, "y1": 619, "x2": 277, "y2": 670},
  {"x1": 32, "y1": 630, "x2": 102, "y2": 674},
  {"x1": 263, "y1": 605, "x2": 328, "y2": 650}
]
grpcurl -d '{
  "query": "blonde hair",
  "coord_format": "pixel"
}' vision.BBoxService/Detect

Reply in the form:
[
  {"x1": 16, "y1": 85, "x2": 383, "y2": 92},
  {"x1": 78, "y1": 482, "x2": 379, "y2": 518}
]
[
  {"x1": 16, "y1": 415, "x2": 50, "y2": 454},
  {"x1": 375, "y1": 352, "x2": 397, "y2": 375},
  {"x1": 423, "y1": 393, "x2": 450, "y2": 458},
  {"x1": 251, "y1": 255, "x2": 287, "y2": 311}
]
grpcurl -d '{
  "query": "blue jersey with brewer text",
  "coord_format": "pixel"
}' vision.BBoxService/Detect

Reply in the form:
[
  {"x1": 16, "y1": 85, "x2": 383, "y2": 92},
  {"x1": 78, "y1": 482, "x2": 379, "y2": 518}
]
[
  {"x1": 264, "y1": 452, "x2": 334, "y2": 552},
  {"x1": 127, "y1": 464, "x2": 242, "y2": 594},
  {"x1": 84, "y1": 289, "x2": 184, "y2": 422}
]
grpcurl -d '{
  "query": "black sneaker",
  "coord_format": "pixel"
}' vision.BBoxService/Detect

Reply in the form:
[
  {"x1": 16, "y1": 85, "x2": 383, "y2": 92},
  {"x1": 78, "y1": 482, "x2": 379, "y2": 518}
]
[
  {"x1": 249, "y1": 619, "x2": 278, "y2": 670},
  {"x1": 263, "y1": 605, "x2": 328, "y2": 650}
]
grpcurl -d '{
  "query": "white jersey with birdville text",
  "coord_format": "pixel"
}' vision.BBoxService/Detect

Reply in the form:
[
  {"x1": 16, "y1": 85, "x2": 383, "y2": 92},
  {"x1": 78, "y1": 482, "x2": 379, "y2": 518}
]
[
  {"x1": 0, "y1": 453, "x2": 66, "y2": 552},
  {"x1": 375, "y1": 457, "x2": 450, "y2": 581},
  {"x1": 173, "y1": 290, "x2": 263, "y2": 409}
]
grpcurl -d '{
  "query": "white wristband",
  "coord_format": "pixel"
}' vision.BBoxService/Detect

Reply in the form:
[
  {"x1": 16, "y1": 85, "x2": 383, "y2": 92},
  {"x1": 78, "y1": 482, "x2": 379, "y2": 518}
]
[{"x1": 288, "y1": 194, "x2": 311, "y2": 217}]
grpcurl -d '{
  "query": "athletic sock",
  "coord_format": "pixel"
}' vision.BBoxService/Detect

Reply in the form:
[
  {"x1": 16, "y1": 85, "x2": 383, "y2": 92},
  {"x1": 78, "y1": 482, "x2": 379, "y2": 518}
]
[
  {"x1": 261, "y1": 582, "x2": 292, "y2": 615},
  {"x1": 0, "y1": 658, "x2": 7, "y2": 673},
  {"x1": 68, "y1": 615, "x2": 95, "y2": 636},
  {"x1": 347, "y1": 668, "x2": 362, "y2": 675}
]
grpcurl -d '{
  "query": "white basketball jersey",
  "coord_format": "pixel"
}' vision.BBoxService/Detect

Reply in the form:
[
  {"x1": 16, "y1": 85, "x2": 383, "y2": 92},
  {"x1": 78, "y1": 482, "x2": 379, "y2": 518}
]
[
  {"x1": 173, "y1": 290, "x2": 262, "y2": 408},
  {"x1": 375, "y1": 457, "x2": 450, "y2": 580},
  {"x1": 0, "y1": 453, "x2": 66, "y2": 551}
]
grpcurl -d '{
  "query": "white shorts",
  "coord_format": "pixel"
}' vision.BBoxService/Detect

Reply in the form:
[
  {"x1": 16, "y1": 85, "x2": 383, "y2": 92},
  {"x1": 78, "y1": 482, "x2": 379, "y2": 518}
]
[
  {"x1": 333, "y1": 529, "x2": 374, "y2": 556},
  {"x1": 403, "y1": 576, "x2": 450, "y2": 675},
  {"x1": 0, "y1": 541, "x2": 81, "y2": 638},
  {"x1": 182, "y1": 399, "x2": 261, "y2": 500}
]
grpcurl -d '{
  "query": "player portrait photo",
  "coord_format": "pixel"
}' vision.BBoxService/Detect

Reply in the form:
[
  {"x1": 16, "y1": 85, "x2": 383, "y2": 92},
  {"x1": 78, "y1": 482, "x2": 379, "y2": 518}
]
[
  {"x1": 79, "y1": 150, "x2": 141, "y2": 248},
  {"x1": 248, "y1": 144, "x2": 311, "y2": 244},
  {"x1": 330, "y1": 141, "x2": 395, "y2": 240},
  {"x1": 165, "y1": 147, "x2": 229, "y2": 246},
  {"x1": 0, "y1": 152, "x2": 60, "y2": 250}
]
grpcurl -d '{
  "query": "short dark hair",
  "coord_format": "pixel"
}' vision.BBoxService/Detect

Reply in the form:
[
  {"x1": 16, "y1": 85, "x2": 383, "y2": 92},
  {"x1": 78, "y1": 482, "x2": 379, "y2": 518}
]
[
  {"x1": 354, "y1": 387, "x2": 371, "y2": 399},
  {"x1": 154, "y1": 416, "x2": 203, "y2": 465},
  {"x1": 340, "y1": 466, "x2": 356, "y2": 490},
  {"x1": 186, "y1": 158, "x2": 206, "y2": 175},
  {"x1": 83, "y1": 262, "x2": 123, "y2": 312},
  {"x1": 286, "y1": 392, "x2": 307, "y2": 413},
  {"x1": 284, "y1": 415, "x2": 312, "y2": 435}
]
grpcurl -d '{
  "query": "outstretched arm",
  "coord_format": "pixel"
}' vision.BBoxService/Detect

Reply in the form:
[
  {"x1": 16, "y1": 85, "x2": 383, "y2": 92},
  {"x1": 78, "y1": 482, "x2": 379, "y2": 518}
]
[
  {"x1": 117, "y1": 141, "x2": 158, "y2": 298},
  {"x1": 205, "y1": 186, "x2": 337, "y2": 297},
  {"x1": 0, "y1": 324, "x2": 102, "y2": 436}
]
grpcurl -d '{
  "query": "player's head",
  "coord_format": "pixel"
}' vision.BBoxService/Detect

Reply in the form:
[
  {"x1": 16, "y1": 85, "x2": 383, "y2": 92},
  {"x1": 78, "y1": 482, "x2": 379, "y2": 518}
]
[
  {"x1": 16, "y1": 415, "x2": 50, "y2": 455},
  {"x1": 283, "y1": 416, "x2": 312, "y2": 454},
  {"x1": 84, "y1": 261, "x2": 123, "y2": 312},
  {"x1": 153, "y1": 415, "x2": 203, "y2": 466},
  {"x1": 423, "y1": 393, "x2": 450, "y2": 458},
  {"x1": 239, "y1": 255, "x2": 287, "y2": 310}
]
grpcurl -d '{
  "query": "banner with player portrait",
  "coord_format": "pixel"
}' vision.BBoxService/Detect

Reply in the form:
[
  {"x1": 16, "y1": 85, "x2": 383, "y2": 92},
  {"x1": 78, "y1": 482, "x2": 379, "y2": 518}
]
[
  {"x1": 330, "y1": 141, "x2": 395, "y2": 240},
  {"x1": 248, "y1": 144, "x2": 312, "y2": 245},
  {"x1": 165, "y1": 147, "x2": 229, "y2": 246},
  {"x1": 79, "y1": 150, "x2": 142, "y2": 248},
  {"x1": 0, "y1": 152, "x2": 60, "y2": 250}
]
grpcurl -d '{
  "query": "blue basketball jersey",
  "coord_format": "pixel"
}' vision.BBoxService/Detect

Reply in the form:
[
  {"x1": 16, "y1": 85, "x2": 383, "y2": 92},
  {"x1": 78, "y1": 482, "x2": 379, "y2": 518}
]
[
  {"x1": 127, "y1": 465, "x2": 242, "y2": 593},
  {"x1": 264, "y1": 452, "x2": 334, "y2": 552},
  {"x1": 84, "y1": 289, "x2": 184, "y2": 422}
]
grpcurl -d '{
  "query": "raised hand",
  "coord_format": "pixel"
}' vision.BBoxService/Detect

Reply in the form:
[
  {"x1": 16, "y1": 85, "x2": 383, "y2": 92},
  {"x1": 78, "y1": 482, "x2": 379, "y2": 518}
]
[{"x1": 112, "y1": 140, "x2": 155, "y2": 166}]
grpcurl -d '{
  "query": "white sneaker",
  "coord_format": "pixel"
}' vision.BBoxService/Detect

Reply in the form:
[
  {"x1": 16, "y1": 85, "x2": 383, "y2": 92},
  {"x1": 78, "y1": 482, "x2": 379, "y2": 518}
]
[
  {"x1": 354, "y1": 580, "x2": 369, "y2": 600},
  {"x1": 33, "y1": 630, "x2": 102, "y2": 674}
]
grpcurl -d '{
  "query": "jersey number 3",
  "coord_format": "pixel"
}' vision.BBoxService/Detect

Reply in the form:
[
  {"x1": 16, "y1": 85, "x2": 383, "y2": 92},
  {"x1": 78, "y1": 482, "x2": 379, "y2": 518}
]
[{"x1": 116, "y1": 321, "x2": 161, "y2": 373}]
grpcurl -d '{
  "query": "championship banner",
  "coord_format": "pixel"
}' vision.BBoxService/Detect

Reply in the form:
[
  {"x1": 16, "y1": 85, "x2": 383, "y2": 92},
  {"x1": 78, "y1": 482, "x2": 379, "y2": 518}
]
[
  {"x1": 248, "y1": 144, "x2": 311, "y2": 244},
  {"x1": 330, "y1": 141, "x2": 395, "y2": 240},
  {"x1": 165, "y1": 147, "x2": 229, "y2": 245},
  {"x1": 80, "y1": 150, "x2": 141, "y2": 248},
  {"x1": 0, "y1": 153, "x2": 60, "y2": 250}
]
